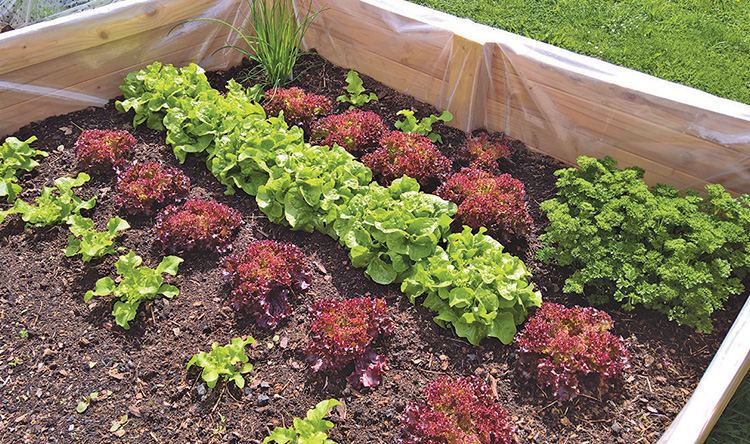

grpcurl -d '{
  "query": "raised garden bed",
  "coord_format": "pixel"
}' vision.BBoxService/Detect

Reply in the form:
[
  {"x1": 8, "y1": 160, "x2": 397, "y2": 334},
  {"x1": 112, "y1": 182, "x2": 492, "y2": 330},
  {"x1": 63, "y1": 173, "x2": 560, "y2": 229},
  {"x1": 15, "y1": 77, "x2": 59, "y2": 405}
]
[
  {"x1": 0, "y1": 50, "x2": 745, "y2": 444},
  {"x1": 1, "y1": 1, "x2": 749, "y2": 443}
]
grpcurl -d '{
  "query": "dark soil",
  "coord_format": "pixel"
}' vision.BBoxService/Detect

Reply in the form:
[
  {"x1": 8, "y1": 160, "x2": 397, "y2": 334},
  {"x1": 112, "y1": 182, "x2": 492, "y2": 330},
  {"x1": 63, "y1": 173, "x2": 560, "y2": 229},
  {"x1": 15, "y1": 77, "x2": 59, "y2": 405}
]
[{"x1": 1, "y1": 52, "x2": 745, "y2": 444}]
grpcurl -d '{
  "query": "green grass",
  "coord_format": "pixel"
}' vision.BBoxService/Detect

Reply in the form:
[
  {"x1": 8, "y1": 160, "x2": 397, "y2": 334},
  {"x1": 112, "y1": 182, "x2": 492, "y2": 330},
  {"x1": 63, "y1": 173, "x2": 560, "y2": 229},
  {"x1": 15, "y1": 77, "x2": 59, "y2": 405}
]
[
  {"x1": 407, "y1": 0, "x2": 750, "y2": 105},
  {"x1": 705, "y1": 368, "x2": 750, "y2": 444}
]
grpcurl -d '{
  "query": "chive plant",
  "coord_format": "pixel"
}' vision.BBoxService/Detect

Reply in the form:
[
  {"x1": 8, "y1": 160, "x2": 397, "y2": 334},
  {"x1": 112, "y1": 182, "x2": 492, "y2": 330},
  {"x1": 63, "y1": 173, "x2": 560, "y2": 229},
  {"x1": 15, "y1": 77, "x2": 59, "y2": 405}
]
[{"x1": 174, "y1": 0, "x2": 324, "y2": 88}]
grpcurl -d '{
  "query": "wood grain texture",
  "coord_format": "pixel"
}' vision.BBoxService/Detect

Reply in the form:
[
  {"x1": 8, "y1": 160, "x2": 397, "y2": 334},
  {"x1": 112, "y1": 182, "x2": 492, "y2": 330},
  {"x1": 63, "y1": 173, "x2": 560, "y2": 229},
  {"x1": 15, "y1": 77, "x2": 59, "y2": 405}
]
[{"x1": 0, "y1": 0, "x2": 247, "y2": 137}]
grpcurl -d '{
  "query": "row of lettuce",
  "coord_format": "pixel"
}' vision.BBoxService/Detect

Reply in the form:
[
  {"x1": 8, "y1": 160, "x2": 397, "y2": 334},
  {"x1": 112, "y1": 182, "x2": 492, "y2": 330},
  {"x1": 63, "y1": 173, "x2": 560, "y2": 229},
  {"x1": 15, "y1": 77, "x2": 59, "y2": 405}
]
[{"x1": 115, "y1": 61, "x2": 541, "y2": 346}]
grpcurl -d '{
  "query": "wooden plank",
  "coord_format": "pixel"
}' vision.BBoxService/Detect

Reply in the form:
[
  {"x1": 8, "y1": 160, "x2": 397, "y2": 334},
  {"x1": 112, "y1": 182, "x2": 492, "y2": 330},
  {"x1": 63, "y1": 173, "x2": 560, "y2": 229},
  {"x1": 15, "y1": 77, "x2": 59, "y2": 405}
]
[
  {"x1": 307, "y1": 3, "x2": 449, "y2": 54},
  {"x1": 2, "y1": 24, "x2": 234, "y2": 94},
  {"x1": 444, "y1": 35, "x2": 489, "y2": 131},
  {"x1": 0, "y1": 0, "x2": 244, "y2": 75},
  {"x1": 0, "y1": 36, "x2": 238, "y2": 136},
  {"x1": 484, "y1": 98, "x2": 749, "y2": 195},
  {"x1": 476, "y1": 45, "x2": 750, "y2": 193},
  {"x1": 488, "y1": 71, "x2": 750, "y2": 182},
  {"x1": 304, "y1": 12, "x2": 450, "y2": 80},
  {"x1": 486, "y1": 43, "x2": 750, "y2": 151},
  {"x1": 303, "y1": 24, "x2": 446, "y2": 106}
]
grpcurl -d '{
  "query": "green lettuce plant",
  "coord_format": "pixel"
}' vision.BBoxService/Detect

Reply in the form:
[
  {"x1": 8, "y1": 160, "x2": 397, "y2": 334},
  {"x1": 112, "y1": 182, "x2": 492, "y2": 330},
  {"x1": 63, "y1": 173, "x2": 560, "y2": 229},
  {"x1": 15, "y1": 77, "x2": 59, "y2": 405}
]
[
  {"x1": 187, "y1": 336, "x2": 255, "y2": 389},
  {"x1": 115, "y1": 62, "x2": 213, "y2": 131},
  {"x1": 65, "y1": 214, "x2": 130, "y2": 262},
  {"x1": 394, "y1": 109, "x2": 453, "y2": 144},
  {"x1": 402, "y1": 226, "x2": 541, "y2": 345},
  {"x1": 537, "y1": 156, "x2": 750, "y2": 332},
  {"x1": 332, "y1": 177, "x2": 456, "y2": 285},
  {"x1": 84, "y1": 251, "x2": 182, "y2": 330},
  {"x1": 336, "y1": 70, "x2": 378, "y2": 109},
  {"x1": 163, "y1": 79, "x2": 267, "y2": 164},
  {"x1": 1, "y1": 172, "x2": 95, "y2": 227},
  {"x1": 1, "y1": 135, "x2": 47, "y2": 203},
  {"x1": 256, "y1": 142, "x2": 373, "y2": 234},
  {"x1": 263, "y1": 399, "x2": 342, "y2": 444}
]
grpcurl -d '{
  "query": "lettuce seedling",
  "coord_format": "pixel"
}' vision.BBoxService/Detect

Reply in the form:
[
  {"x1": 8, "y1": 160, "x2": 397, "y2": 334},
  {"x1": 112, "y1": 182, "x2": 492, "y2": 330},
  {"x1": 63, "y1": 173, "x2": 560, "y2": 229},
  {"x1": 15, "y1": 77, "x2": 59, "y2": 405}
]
[
  {"x1": 455, "y1": 132, "x2": 511, "y2": 172},
  {"x1": 263, "y1": 87, "x2": 333, "y2": 134},
  {"x1": 305, "y1": 297, "x2": 392, "y2": 388},
  {"x1": 1, "y1": 172, "x2": 96, "y2": 227},
  {"x1": 114, "y1": 161, "x2": 190, "y2": 215},
  {"x1": 221, "y1": 240, "x2": 310, "y2": 328},
  {"x1": 65, "y1": 214, "x2": 130, "y2": 262},
  {"x1": 263, "y1": 399, "x2": 342, "y2": 444},
  {"x1": 537, "y1": 156, "x2": 750, "y2": 332},
  {"x1": 154, "y1": 199, "x2": 243, "y2": 253},
  {"x1": 394, "y1": 109, "x2": 453, "y2": 144},
  {"x1": 187, "y1": 336, "x2": 255, "y2": 389},
  {"x1": 310, "y1": 109, "x2": 385, "y2": 156},
  {"x1": 1, "y1": 135, "x2": 47, "y2": 203},
  {"x1": 400, "y1": 375, "x2": 516, "y2": 444},
  {"x1": 402, "y1": 226, "x2": 541, "y2": 345},
  {"x1": 336, "y1": 70, "x2": 378, "y2": 109},
  {"x1": 437, "y1": 168, "x2": 532, "y2": 244},
  {"x1": 363, "y1": 131, "x2": 451, "y2": 190},
  {"x1": 84, "y1": 251, "x2": 183, "y2": 330},
  {"x1": 74, "y1": 129, "x2": 136, "y2": 173},
  {"x1": 515, "y1": 302, "x2": 631, "y2": 401}
]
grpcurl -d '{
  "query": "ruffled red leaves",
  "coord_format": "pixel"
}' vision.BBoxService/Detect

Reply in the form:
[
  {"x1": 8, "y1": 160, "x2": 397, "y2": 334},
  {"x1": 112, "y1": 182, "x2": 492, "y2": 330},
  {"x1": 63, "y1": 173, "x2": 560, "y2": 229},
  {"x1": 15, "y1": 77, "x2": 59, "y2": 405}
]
[
  {"x1": 263, "y1": 87, "x2": 333, "y2": 134},
  {"x1": 310, "y1": 109, "x2": 385, "y2": 155},
  {"x1": 74, "y1": 129, "x2": 136, "y2": 172},
  {"x1": 114, "y1": 161, "x2": 190, "y2": 215},
  {"x1": 363, "y1": 131, "x2": 450, "y2": 190},
  {"x1": 437, "y1": 167, "x2": 532, "y2": 243},
  {"x1": 221, "y1": 240, "x2": 310, "y2": 328},
  {"x1": 154, "y1": 199, "x2": 243, "y2": 253},
  {"x1": 514, "y1": 302, "x2": 631, "y2": 401},
  {"x1": 400, "y1": 375, "x2": 516, "y2": 444},
  {"x1": 456, "y1": 132, "x2": 511, "y2": 172},
  {"x1": 305, "y1": 297, "x2": 392, "y2": 388}
]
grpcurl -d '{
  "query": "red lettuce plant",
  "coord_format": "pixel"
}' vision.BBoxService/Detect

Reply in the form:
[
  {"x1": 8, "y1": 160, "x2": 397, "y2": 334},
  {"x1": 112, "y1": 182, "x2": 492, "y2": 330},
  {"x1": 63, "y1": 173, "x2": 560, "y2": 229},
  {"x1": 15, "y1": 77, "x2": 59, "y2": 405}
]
[
  {"x1": 456, "y1": 132, "x2": 511, "y2": 172},
  {"x1": 154, "y1": 199, "x2": 243, "y2": 253},
  {"x1": 362, "y1": 131, "x2": 451, "y2": 190},
  {"x1": 262, "y1": 87, "x2": 333, "y2": 134},
  {"x1": 114, "y1": 161, "x2": 190, "y2": 215},
  {"x1": 305, "y1": 297, "x2": 392, "y2": 388},
  {"x1": 514, "y1": 302, "x2": 631, "y2": 402},
  {"x1": 400, "y1": 375, "x2": 516, "y2": 444},
  {"x1": 74, "y1": 129, "x2": 136, "y2": 172},
  {"x1": 221, "y1": 240, "x2": 310, "y2": 328},
  {"x1": 310, "y1": 109, "x2": 385, "y2": 155},
  {"x1": 437, "y1": 167, "x2": 532, "y2": 243}
]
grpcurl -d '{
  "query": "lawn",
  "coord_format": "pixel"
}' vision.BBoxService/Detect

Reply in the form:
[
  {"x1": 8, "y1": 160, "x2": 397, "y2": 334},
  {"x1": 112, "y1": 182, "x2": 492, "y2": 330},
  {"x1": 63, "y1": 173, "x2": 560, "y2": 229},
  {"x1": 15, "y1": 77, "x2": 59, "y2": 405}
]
[{"x1": 407, "y1": 0, "x2": 750, "y2": 105}]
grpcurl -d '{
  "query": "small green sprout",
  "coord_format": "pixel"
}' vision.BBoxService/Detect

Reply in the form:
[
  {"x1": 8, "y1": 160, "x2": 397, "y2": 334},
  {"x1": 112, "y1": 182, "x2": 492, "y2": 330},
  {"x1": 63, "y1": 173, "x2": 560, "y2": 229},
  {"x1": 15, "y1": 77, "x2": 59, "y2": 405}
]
[
  {"x1": 187, "y1": 336, "x2": 255, "y2": 389},
  {"x1": 336, "y1": 70, "x2": 378, "y2": 109},
  {"x1": 394, "y1": 109, "x2": 453, "y2": 143}
]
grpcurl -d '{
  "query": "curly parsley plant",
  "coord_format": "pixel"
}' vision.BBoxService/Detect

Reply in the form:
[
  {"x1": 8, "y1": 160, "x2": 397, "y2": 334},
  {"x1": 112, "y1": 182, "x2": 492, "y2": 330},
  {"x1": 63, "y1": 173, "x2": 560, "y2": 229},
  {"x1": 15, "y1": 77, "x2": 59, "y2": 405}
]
[{"x1": 537, "y1": 156, "x2": 750, "y2": 332}]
